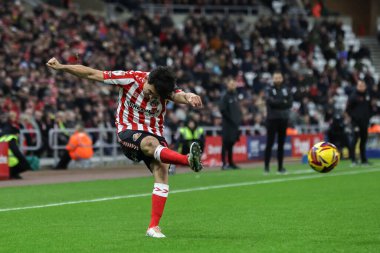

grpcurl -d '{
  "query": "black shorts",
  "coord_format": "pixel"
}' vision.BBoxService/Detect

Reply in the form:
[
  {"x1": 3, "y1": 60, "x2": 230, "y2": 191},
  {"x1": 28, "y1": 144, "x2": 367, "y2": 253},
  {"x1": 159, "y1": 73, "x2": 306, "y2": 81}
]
[{"x1": 117, "y1": 130, "x2": 168, "y2": 172}]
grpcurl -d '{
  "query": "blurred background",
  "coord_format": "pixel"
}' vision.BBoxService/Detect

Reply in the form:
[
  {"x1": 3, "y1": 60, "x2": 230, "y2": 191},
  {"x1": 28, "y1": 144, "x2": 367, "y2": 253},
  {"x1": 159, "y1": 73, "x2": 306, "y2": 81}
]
[{"x1": 1, "y1": 0, "x2": 380, "y2": 169}]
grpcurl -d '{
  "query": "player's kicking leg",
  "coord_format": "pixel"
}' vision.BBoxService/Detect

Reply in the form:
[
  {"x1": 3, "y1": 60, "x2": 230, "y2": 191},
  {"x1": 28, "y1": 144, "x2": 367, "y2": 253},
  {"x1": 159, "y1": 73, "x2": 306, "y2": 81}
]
[{"x1": 141, "y1": 136, "x2": 203, "y2": 172}]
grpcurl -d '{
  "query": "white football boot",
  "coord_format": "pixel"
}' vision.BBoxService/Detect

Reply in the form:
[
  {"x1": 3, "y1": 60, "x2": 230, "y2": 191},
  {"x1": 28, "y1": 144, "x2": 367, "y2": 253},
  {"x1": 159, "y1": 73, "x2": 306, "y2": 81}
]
[{"x1": 146, "y1": 226, "x2": 166, "y2": 238}]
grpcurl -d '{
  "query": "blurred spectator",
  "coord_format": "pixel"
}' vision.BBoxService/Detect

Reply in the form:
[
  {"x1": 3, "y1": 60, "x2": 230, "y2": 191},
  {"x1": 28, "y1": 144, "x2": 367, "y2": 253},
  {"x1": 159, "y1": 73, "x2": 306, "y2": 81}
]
[
  {"x1": 251, "y1": 114, "x2": 266, "y2": 135},
  {"x1": 286, "y1": 125, "x2": 298, "y2": 135},
  {"x1": 219, "y1": 77, "x2": 242, "y2": 170},
  {"x1": 35, "y1": 111, "x2": 55, "y2": 157},
  {"x1": 0, "y1": 0, "x2": 378, "y2": 159},
  {"x1": 176, "y1": 118, "x2": 205, "y2": 155},
  {"x1": 0, "y1": 120, "x2": 32, "y2": 179},
  {"x1": 54, "y1": 124, "x2": 94, "y2": 169},
  {"x1": 368, "y1": 123, "x2": 380, "y2": 133},
  {"x1": 327, "y1": 112, "x2": 350, "y2": 157},
  {"x1": 311, "y1": 0, "x2": 322, "y2": 18}
]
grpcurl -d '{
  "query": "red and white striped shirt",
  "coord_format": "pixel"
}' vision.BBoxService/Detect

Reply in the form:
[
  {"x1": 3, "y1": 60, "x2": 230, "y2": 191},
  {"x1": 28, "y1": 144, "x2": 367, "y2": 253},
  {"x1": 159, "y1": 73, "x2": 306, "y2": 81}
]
[{"x1": 103, "y1": 70, "x2": 176, "y2": 137}]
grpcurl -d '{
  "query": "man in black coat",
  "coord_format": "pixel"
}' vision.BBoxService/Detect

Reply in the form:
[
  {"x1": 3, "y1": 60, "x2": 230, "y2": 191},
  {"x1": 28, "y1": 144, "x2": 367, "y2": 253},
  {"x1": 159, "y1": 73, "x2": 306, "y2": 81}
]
[
  {"x1": 219, "y1": 77, "x2": 242, "y2": 170},
  {"x1": 346, "y1": 80, "x2": 374, "y2": 165},
  {"x1": 327, "y1": 112, "x2": 350, "y2": 156},
  {"x1": 264, "y1": 71, "x2": 293, "y2": 174}
]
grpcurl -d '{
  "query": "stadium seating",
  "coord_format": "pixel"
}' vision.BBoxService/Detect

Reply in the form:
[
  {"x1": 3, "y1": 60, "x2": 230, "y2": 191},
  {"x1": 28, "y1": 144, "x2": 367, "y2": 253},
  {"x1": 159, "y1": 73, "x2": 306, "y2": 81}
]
[{"x1": 0, "y1": 1, "x2": 379, "y2": 158}]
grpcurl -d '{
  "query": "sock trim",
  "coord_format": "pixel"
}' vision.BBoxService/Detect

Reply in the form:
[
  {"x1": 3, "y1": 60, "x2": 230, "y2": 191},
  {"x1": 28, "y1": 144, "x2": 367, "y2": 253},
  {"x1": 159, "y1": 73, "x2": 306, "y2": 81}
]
[
  {"x1": 154, "y1": 145, "x2": 166, "y2": 162},
  {"x1": 152, "y1": 183, "x2": 169, "y2": 198}
]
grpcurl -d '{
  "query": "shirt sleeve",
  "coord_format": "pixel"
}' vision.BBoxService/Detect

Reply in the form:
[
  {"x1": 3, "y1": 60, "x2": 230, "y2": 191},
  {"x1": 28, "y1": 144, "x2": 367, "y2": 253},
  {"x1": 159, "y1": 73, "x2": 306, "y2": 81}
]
[
  {"x1": 103, "y1": 70, "x2": 137, "y2": 86},
  {"x1": 167, "y1": 86, "x2": 183, "y2": 101},
  {"x1": 174, "y1": 85, "x2": 183, "y2": 93}
]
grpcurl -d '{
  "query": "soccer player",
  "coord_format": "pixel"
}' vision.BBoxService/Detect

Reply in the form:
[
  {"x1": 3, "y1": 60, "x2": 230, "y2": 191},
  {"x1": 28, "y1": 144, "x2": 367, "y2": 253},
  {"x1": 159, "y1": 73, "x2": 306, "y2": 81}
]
[{"x1": 46, "y1": 57, "x2": 203, "y2": 238}]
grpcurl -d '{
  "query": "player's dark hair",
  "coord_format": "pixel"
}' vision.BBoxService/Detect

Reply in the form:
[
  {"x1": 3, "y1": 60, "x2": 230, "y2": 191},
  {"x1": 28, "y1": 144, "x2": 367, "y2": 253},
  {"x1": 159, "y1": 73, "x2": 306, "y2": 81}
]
[{"x1": 148, "y1": 66, "x2": 176, "y2": 99}]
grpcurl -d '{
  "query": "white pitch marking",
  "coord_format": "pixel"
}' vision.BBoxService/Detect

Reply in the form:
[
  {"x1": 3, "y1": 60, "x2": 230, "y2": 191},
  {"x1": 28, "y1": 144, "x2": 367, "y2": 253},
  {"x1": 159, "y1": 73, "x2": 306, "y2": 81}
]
[
  {"x1": 0, "y1": 168, "x2": 379, "y2": 213},
  {"x1": 291, "y1": 169, "x2": 315, "y2": 175}
]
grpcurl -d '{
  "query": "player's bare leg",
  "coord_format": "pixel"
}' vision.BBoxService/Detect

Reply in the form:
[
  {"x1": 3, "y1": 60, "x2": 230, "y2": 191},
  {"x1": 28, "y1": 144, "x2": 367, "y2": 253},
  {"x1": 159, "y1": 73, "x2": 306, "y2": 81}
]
[
  {"x1": 145, "y1": 160, "x2": 169, "y2": 238},
  {"x1": 152, "y1": 160, "x2": 169, "y2": 184},
  {"x1": 140, "y1": 136, "x2": 203, "y2": 172}
]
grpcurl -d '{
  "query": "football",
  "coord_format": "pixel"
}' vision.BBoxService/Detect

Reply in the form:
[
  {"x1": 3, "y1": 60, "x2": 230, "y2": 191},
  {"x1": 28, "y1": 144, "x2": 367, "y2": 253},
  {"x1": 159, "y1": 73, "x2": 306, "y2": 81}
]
[{"x1": 308, "y1": 142, "x2": 340, "y2": 173}]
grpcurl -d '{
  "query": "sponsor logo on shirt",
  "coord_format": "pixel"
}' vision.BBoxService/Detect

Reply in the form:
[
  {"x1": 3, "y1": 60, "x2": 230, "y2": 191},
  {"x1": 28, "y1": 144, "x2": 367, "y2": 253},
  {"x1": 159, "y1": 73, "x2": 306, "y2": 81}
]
[{"x1": 126, "y1": 101, "x2": 160, "y2": 116}]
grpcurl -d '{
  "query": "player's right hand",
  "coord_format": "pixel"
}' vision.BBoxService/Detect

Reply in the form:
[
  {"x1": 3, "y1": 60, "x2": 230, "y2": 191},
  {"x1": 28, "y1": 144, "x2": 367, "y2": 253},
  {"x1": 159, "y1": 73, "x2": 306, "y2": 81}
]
[
  {"x1": 46, "y1": 57, "x2": 63, "y2": 70},
  {"x1": 185, "y1": 92, "x2": 203, "y2": 108}
]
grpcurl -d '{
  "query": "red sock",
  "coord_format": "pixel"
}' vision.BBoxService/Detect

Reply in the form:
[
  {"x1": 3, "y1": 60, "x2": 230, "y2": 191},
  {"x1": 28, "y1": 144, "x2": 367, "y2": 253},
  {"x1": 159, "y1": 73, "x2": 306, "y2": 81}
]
[
  {"x1": 149, "y1": 183, "x2": 169, "y2": 228},
  {"x1": 154, "y1": 146, "x2": 189, "y2": 166}
]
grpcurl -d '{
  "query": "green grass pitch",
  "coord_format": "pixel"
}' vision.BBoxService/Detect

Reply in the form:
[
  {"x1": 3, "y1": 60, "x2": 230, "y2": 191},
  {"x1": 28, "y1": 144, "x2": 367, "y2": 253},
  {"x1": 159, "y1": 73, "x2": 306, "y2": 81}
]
[{"x1": 1, "y1": 160, "x2": 380, "y2": 253}]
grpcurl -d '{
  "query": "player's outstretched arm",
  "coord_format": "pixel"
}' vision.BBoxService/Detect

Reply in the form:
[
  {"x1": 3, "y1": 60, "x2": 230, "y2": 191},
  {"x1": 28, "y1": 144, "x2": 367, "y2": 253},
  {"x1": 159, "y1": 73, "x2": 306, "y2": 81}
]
[
  {"x1": 46, "y1": 57, "x2": 103, "y2": 82},
  {"x1": 170, "y1": 91, "x2": 203, "y2": 108}
]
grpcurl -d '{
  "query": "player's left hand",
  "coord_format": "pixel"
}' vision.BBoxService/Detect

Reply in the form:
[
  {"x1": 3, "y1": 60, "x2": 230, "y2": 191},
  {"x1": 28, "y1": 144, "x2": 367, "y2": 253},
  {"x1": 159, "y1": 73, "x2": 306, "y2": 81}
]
[
  {"x1": 185, "y1": 93, "x2": 203, "y2": 108},
  {"x1": 46, "y1": 57, "x2": 63, "y2": 70}
]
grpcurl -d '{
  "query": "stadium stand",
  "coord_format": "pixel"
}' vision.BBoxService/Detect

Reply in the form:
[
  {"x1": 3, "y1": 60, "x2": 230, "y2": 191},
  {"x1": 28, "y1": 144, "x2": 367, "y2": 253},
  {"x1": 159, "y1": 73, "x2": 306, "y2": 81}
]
[{"x1": 1, "y1": 0, "x2": 379, "y2": 159}]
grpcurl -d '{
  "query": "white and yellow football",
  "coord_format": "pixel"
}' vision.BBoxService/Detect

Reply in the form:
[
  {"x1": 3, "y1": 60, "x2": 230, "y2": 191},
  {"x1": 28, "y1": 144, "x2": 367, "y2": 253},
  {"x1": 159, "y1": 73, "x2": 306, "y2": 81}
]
[{"x1": 308, "y1": 142, "x2": 340, "y2": 173}]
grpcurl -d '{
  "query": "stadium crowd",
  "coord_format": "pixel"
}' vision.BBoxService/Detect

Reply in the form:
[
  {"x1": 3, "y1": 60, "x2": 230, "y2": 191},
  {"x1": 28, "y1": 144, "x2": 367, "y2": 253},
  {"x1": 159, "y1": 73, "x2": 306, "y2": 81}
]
[{"x1": 1, "y1": 0, "x2": 379, "y2": 157}]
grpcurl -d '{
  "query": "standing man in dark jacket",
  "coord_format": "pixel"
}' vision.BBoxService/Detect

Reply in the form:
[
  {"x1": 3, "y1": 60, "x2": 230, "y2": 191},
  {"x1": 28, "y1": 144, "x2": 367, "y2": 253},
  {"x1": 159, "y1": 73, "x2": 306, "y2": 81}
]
[
  {"x1": 346, "y1": 80, "x2": 374, "y2": 165},
  {"x1": 219, "y1": 77, "x2": 242, "y2": 170},
  {"x1": 327, "y1": 112, "x2": 350, "y2": 156},
  {"x1": 264, "y1": 71, "x2": 293, "y2": 174}
]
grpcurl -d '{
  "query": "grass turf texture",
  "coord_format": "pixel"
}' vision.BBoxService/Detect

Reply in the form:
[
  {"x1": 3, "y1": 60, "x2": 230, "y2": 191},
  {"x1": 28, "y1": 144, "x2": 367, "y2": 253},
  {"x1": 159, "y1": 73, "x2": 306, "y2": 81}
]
[{"x1": 1, "y1": 160, "x2": 380, "y2": 253}]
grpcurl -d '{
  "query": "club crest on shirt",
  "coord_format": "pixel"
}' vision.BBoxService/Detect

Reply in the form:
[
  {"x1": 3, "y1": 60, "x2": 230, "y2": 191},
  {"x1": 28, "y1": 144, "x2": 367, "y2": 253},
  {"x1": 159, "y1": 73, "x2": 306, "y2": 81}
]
[
  {"x1": 150, "y1": 99, "x2": 159, "y2": 107},
  {"x1": 150, "y1": 99, "x2": 160, "y2": 114},
  {"x1": 132, "y1": 133, "x2": 142, "y2": 142}
]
